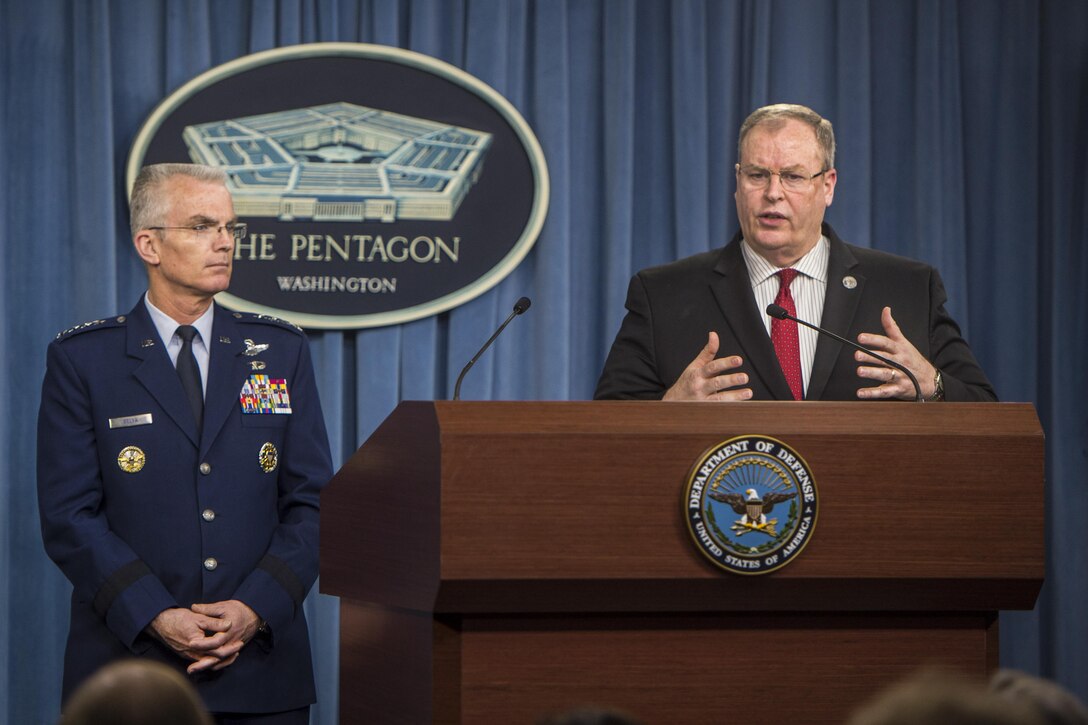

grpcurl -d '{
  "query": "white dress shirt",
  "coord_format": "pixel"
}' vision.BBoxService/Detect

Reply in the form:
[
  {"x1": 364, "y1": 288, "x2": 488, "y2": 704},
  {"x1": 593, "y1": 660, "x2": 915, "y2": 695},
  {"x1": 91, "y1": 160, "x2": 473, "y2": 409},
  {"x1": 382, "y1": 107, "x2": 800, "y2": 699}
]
[
  {"x1": 740, "y1": 236, "x2": 830, "y2": 394},
  {"x1": 144, "y1": 294, "x2": 214, "y2": 397}
]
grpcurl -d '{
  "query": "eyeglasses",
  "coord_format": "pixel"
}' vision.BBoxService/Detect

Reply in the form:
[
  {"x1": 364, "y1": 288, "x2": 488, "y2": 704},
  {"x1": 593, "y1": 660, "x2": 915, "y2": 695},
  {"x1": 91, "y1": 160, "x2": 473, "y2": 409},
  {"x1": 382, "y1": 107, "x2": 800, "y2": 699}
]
[
  {"x1": 736, "y1": 165, "x2": 828, "y2": 192},
  {"x1": 147, "y1": 222, "x2": 248, "y2": 242}
]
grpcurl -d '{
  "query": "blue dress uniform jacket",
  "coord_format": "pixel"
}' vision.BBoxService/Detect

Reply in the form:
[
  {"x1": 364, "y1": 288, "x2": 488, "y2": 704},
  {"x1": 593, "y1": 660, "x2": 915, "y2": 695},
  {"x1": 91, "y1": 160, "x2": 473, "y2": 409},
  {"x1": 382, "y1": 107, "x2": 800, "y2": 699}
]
[{"x1": 37, "y1": 299, "x2": 334, "y2": 714}]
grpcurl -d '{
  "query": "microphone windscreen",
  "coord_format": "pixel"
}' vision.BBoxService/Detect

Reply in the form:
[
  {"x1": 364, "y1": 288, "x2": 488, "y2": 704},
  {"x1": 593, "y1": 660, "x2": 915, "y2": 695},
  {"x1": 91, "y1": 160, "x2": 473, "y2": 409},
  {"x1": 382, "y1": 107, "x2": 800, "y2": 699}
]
[
  {"x1": 514, "y1": 297, "x2": 532, "y2": 314},
  {"x1": 766, "y1": 303, "x2": 788, "y2": 319}
]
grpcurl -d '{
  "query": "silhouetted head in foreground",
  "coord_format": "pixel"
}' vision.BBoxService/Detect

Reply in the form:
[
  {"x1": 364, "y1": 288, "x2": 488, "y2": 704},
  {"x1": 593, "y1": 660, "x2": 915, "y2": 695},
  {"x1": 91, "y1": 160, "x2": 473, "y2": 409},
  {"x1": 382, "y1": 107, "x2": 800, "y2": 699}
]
[
  {"x1": 59, "y1": 659, "x2": 211, "y2": 725},
  {"x1": 845, "y1": 668, "x2": 1045, "y2": 725}
]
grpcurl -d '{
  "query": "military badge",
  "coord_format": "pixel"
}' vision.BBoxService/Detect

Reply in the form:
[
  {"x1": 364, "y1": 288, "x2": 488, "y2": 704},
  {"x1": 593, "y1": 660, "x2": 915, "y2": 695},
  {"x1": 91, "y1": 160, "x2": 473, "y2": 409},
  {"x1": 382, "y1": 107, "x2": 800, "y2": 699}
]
[
  {"x1": 683, "y1": 435, "x2": 818, "y2": 575},
  {"x1": 243, "y1": 339, "x2": 269, "y2": 356},
  {"x1": 117, "y1": 446, "x2": 146, "y2": 473},
  {"x1": 239, "y1": 374, "x2": 292, "y2": 414},
  {"x1": 258, "y1": 442, "x2": 279, "y2": 473},
  {"x1": 55, "y1": 319, "x2": 106, "y2": 340}
]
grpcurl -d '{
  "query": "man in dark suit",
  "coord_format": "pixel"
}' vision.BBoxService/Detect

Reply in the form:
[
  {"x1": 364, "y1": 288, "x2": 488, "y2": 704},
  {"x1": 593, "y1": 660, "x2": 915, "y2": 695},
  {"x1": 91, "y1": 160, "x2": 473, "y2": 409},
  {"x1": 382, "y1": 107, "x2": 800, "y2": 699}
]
[
  {"x1": 37, "y1": 164, "x2": 333, "y2": 723},
  {"x1": 595, "y1": 104, "x2": 995, "y2": 403}
]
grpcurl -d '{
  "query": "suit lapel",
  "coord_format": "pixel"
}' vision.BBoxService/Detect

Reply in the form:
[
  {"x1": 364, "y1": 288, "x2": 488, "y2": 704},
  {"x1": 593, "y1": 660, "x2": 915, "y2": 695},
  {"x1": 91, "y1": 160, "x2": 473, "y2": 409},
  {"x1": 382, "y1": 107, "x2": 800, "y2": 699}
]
[
  {"x1": 127, "y1": 301, "x2": 200, "y2": 448},
  {"x1": 709, "y1": 240, "x2": 795, "y2": 400},
  {"x1": 807, "y1": 229, "x2": 864, "y2": 400},
  {"x1": 200, "y1": 306, "x2": 248, "y2": 457}
]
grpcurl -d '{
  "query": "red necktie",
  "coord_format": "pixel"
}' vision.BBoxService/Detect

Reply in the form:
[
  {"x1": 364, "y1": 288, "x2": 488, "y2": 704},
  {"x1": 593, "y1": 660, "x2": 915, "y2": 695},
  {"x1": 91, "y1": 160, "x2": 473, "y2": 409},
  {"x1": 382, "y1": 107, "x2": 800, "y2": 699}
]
[{"x1": 771, "y1": 269, "x2": 804, "y2": 400}]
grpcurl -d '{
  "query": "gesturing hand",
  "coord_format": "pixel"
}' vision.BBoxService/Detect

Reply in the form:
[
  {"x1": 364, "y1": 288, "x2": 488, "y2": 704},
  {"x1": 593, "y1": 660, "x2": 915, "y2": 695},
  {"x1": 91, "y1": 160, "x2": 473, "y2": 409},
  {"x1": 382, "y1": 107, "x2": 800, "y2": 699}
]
[
  {"x1": 854, "y1": 307, "x2": 937, "y2": 400},
  {"x1": 663, "y1": 332, "x2": 753, "y2": 401}
]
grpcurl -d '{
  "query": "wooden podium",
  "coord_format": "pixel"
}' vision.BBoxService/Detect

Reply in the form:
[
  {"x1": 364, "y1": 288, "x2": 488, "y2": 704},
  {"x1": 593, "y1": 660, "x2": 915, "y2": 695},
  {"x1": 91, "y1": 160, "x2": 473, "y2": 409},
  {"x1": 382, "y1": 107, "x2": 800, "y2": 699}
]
[{"x1": 320, "y1": 401, "x2": 1043, "y2": 724}]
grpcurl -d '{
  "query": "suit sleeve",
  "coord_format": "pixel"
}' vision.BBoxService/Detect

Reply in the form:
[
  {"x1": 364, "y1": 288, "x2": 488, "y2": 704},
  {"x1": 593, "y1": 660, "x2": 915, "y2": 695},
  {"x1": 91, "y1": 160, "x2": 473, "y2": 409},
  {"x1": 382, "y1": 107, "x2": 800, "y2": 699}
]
[
  {"x1": 926, "y1": 269, "x2": 998, "y2": 402},
  {"x1": 37, "y1": 341, "x2": 178, "y2": 650},
  {"x1": 594, "y1": 273, "x2": 670, "y2": 400},
  {"x1": 231, "y1": 334, "x2": 333, "y2": 637}
]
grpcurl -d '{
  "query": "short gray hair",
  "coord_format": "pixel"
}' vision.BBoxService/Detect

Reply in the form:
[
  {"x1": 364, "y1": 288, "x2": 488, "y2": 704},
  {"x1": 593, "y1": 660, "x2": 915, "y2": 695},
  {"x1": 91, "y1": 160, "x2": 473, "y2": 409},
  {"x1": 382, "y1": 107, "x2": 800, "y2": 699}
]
[
  {"x1": 738, "y1": 104, "x2": 836, "y2": 170},
  {"x1": 129, "y1": 163, "x2": 228, "y2": 236}
]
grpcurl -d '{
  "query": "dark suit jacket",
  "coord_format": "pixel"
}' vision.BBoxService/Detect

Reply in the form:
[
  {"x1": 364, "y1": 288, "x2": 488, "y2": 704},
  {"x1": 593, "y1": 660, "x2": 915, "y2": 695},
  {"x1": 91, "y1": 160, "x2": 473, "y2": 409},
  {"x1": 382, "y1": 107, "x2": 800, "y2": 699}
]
[
  {"x1": 595, "y1": 224, "x2": 996, "y2": 402},
  {"x1": 37, "y1": 300, "x2": 333, "y2": 713}
]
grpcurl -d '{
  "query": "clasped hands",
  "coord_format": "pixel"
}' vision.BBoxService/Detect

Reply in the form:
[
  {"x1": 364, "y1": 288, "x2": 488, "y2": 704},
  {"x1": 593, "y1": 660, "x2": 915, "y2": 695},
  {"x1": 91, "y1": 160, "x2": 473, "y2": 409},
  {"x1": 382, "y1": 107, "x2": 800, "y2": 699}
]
[
  {"x1": 663, "y1": 307, "x2": 937, "y2": 401},
  {"x1": 148, "y1": 599, "x2": 261, "y2": 674}
]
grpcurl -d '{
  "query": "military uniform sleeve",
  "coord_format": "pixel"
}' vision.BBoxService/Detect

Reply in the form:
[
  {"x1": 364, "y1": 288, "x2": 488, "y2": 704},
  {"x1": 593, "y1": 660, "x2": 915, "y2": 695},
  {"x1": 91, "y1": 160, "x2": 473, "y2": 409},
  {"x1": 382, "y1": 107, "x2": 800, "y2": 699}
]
[
  {"x1": 37, "y1": 340, "x2": 178, "y2": 650},
  {"x1": 595, "y1": 273, "x2": 669, "y2": 400},
  {"x1": 232, "y1": 334, "x2": 333, "y2": 637},
  {"x1": 926, "y1": 269, "x2": 998, "y2": 402}
]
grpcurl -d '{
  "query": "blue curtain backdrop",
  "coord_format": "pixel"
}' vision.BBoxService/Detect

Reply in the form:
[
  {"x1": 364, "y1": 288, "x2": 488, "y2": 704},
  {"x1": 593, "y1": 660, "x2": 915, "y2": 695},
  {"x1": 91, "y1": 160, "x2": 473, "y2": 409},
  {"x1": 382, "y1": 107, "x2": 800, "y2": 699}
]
[{"x1": 3, "y1": 1, "x2": 1086, "y2": 722}]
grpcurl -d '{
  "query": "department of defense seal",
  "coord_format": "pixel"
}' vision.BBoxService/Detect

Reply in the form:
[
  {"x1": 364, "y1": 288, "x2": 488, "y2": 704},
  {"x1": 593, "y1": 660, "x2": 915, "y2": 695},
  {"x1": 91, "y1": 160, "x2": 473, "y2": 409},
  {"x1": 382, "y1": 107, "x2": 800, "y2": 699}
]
[{"x1": 683, "y1": 435, "x2": 818, "y2": 575}]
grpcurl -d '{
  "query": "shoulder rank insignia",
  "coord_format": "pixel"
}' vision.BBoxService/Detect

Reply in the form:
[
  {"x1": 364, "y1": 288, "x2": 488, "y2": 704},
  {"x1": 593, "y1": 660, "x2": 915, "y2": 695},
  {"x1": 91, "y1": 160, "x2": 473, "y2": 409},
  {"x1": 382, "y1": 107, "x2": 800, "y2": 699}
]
[
  {"x1": 55, "y1": 318, "x2": 107, "y2": 340},
  {"x1": 235, "y1": 311, "x2": 303, "y2": 334},
  {"x1": 239, "y1": 374, "x2": 292, "y2": 414}
]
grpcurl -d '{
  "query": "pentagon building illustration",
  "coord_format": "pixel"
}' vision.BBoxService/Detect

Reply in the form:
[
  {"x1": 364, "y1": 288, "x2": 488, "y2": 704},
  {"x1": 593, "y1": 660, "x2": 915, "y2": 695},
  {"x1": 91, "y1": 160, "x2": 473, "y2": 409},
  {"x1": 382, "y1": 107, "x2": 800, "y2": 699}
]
[{"x1": 183, "y1": 102, "x2": 492, "y2": 222}]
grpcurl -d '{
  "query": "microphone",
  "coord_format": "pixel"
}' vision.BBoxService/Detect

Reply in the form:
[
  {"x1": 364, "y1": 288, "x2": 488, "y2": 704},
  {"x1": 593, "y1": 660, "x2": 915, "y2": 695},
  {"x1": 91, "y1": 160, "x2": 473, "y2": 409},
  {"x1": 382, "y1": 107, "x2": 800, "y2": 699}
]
[
  {"x1": 452, "y1": 297, "x2": 532, "y2": 400},
  {"x1": 765, "y1": 303, "x2": 923, "y2": 402}
]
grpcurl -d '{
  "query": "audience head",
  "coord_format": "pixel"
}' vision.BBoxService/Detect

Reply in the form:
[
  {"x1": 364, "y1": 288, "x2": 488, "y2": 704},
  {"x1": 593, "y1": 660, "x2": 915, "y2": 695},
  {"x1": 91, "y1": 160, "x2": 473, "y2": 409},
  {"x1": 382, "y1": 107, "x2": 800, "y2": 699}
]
[
  {"x1": 990, "y1": 669, "x2": 1088, "y2": 725},
  {"x1": 845, "y1": 668, "x2": 1044, "y2": 725},
  {"x1": 59, "y1": 659, "x2": 211, "y2": 725}
]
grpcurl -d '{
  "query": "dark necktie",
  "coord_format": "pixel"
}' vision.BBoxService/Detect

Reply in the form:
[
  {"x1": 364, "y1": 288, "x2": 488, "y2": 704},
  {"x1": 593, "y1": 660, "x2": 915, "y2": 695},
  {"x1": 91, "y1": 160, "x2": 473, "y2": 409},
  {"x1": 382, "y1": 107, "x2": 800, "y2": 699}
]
[
  {"x1": 175, "y1": 325, "x2": 204, "y2": 429},
  {"x1": 771, "y1": 269, "x2": 804, "y2": 400}
]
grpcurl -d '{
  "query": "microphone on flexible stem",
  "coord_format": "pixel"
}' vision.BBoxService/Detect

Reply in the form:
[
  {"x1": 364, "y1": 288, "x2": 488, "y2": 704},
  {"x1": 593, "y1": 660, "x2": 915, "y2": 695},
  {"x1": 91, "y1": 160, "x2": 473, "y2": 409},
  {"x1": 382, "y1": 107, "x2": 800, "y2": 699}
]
[
  {"x1": 452, "y1": 297, "x2": 532, "y2": 401},
  {"x1": 765, "y1": 303, "x2": 923, "y2": 402}
]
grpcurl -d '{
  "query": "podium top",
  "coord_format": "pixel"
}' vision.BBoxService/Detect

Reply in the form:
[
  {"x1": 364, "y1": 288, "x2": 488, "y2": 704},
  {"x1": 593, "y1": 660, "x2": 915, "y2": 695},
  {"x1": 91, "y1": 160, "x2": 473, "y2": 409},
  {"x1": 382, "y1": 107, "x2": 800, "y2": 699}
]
[{"x1": 322, "y1": 401, "x2": 1044, "y2": 614}]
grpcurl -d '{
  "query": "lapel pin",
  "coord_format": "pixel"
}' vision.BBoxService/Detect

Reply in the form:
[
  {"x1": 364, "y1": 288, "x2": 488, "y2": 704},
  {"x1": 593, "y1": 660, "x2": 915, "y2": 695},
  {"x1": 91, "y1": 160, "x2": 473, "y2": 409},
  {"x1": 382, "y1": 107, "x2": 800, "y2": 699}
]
[
  {"x1": 842, "y1": 275, "x2": 858, "y2": 290},
  {"x1": 140, "y1": 339, "x2": 156, "y2": 348},
  {"x1": 219, "y1": 336, "x2": 231, "y2": 344}
]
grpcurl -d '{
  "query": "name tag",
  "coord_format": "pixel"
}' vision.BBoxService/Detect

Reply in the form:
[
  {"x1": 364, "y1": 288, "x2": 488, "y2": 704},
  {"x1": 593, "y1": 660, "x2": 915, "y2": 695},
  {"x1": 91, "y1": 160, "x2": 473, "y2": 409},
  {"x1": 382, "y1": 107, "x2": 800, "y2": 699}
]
[{"x1": 108, "y1": 413, "x2": 154, "y2": 429}]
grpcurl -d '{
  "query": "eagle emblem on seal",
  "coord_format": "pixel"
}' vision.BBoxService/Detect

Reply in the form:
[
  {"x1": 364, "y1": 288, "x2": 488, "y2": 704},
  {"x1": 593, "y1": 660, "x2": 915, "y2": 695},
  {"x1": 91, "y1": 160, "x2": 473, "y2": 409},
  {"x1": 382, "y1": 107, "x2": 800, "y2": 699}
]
[{"x1": 710, "y1": 487, "x2": 797, "y2": 537}]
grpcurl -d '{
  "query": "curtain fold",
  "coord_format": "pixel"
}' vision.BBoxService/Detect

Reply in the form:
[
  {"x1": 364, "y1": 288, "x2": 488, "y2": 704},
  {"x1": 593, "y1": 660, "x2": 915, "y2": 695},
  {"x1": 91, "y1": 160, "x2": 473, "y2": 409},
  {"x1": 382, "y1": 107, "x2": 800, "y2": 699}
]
[{"x1": 3, "y1": 2, "x2": 1086, "y2": 723}]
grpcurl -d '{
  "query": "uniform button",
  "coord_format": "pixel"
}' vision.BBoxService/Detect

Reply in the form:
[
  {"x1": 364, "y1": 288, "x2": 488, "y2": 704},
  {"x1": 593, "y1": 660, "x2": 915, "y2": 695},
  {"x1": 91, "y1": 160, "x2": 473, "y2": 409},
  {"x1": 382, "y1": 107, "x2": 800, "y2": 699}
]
[
  {"x1": 199, "y1": 462, "x2": 211, "y2": 475},
  {"x1": 202, "y1": 509, "x2": 215, "y2": 522},
  {"x1": 203, "y1": 557, "x2": 218, "y2": 571}
]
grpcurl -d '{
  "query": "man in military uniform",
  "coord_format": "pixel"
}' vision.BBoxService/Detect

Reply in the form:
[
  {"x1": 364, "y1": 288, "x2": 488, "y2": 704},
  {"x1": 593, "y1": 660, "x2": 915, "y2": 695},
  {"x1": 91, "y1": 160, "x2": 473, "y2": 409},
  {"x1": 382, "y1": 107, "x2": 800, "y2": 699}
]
[{"x1": 37, "y1": 163, "x2": 333, "y2": 723}]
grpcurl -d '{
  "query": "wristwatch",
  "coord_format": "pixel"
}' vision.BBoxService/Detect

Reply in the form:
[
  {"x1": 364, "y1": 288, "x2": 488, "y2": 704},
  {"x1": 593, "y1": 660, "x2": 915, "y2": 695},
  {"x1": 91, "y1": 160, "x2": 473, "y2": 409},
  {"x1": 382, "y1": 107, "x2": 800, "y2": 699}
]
[{"x1": 927, "y1": 369, "x2": 945, "y2": 402}]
